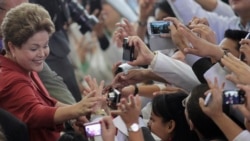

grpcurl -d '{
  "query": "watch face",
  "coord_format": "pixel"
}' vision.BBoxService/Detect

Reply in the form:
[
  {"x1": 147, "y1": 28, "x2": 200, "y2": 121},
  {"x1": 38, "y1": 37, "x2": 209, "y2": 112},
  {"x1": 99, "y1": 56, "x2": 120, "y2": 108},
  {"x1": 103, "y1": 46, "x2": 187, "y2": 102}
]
[{"x1": 130, "y1": 123, "x2": 139, "y2": 132}]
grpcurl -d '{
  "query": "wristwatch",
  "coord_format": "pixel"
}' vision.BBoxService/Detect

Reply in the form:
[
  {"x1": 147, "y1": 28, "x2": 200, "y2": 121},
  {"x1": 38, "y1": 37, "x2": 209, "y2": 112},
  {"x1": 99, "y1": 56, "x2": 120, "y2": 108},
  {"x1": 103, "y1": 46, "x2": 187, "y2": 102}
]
[{"x1": 127, "y1": 123, "x2": 140, "y2": 132}]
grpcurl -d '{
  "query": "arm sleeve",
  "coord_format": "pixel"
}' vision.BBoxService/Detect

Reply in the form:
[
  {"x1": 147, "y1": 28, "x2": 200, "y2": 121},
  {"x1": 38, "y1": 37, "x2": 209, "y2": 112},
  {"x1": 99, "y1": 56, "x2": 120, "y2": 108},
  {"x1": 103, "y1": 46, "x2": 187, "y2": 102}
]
[
  {"x1": 192, "y1": 57, "x2": 213, "y2": 83},
  {"x1": 233, "y1": 130, "x2": 250, "y2": 141},
  {"x1": 38, "y1": 63, "x2": 76, "y2": 105},
  {"x1": 167, "y1": 0, "x2": 235, "y2": 43},
  {"x1": 149, "y1": 52, "x2": 200, "y2": 92},
  {"x1": 6, "y1": 83, "x2": 62, "y2": 130}
]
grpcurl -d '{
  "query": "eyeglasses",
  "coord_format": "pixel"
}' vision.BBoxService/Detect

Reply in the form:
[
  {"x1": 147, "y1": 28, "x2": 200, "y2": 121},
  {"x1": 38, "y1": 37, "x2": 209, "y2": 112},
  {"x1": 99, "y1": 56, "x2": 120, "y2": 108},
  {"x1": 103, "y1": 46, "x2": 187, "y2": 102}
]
[
  {"x1": 182, "y1": 94, "x2": 191, "y2": 108},
  {"x1": 182, "y1": 98, "x2": 187, "y2": 108}
]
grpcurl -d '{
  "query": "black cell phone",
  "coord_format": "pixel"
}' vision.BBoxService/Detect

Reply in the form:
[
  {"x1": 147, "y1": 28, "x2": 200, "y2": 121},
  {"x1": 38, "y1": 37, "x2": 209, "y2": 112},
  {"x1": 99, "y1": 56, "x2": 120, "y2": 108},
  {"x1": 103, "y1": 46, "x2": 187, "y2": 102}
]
[
  {"x1": 122, "y1": 38, "x2": 134, "y2": 61},
  {"x1": 148, "y1": 21, "x2": 172, "y2": 35},
  {"x1": 89, "y1": 0, "x2": 102, "y2": 15},
  {"x1": 84, "y1": 122, "x2": 101, "y2": 138},
  {"x1": 223, "y1": 90, "x2": 245, "y2": 105}
]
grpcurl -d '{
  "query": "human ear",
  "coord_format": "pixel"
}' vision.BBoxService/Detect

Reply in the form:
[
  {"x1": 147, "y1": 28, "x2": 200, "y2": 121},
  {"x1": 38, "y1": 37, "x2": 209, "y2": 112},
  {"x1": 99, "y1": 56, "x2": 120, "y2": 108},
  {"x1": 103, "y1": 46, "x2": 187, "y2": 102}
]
[
  {"x1": 7, "y1": 42, "x2": 16, "y2": 57},
  {"x1": 167, "y1": 120, "x2": 175, "y2": 133}
]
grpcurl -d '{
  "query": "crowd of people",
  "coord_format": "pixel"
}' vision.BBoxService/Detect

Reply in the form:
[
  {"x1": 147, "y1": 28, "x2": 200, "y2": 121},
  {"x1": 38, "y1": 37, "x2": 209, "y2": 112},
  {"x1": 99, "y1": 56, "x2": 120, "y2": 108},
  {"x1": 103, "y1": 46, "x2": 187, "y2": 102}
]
[{"x1": 1, "y1": 0, "x2": 250, "y2": 141}]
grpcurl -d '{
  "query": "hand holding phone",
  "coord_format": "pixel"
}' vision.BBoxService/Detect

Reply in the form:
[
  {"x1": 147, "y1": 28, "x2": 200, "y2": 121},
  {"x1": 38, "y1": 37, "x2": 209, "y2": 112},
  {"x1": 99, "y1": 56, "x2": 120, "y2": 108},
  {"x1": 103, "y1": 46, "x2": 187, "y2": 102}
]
[
  {"x1": 204, "y1": 89, "x2": 245, "y2": 106},
  {"x1": 84, "y1": 121, "x2": 101, "y2": 138},
  {"x1": 239, "y1": 33, "x2": 250, "y2": 61},
  {"x1": 122, "y1": 38, "x2": 135, "y2": 61}
]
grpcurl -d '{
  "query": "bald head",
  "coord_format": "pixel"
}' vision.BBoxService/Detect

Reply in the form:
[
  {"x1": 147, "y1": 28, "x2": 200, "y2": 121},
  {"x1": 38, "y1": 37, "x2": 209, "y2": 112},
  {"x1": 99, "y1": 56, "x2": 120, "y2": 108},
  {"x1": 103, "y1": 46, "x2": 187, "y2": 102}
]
[{"x1": 0, "y1": 0, "x2": 28, "y2": 25}]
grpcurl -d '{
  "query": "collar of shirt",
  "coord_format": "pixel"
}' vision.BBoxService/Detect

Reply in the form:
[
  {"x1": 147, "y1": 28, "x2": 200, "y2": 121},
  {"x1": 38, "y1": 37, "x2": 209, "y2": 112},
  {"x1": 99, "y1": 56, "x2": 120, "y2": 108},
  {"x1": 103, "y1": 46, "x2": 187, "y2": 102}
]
[{"x1": 238, "y1": 20, "x2": 250, "y2": 31}]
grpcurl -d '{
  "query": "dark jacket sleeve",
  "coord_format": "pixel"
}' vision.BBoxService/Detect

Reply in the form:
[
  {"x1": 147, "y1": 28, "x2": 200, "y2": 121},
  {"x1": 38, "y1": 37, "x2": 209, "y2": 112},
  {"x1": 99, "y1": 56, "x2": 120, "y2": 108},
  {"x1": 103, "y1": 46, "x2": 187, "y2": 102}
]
[{"x1": 192, "y1": 57, "x2": 214, "y2": 84}]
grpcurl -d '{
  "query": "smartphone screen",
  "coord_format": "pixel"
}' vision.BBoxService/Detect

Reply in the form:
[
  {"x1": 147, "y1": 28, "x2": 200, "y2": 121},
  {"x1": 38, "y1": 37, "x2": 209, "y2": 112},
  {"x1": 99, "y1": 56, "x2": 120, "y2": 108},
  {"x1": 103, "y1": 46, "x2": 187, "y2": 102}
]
[
  {"x1": 84, "y1": 122, "x2": 101, "y2": 137},
  {"x1": 223, "y1": 90, "x2": 245, "y2": 105},
  {"x1": 149, "y1": 21, "x2": 171, "y2": 35}
]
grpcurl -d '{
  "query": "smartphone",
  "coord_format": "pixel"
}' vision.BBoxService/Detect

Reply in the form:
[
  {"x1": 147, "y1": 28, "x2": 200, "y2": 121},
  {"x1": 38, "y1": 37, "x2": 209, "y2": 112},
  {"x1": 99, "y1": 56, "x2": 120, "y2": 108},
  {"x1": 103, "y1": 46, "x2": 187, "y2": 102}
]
[
  {"x1": 223, "y1": 90, "x2": 245, "y2": 105},
  {"x1": 148, "y1": 21, "x2": 172, "y2": 35},
  {"x1": 122, "y1": 38, "x2": 134, "y2": 61},
  {"x1": 84, "y1": 122, "x2": 101, "y2": 137}
]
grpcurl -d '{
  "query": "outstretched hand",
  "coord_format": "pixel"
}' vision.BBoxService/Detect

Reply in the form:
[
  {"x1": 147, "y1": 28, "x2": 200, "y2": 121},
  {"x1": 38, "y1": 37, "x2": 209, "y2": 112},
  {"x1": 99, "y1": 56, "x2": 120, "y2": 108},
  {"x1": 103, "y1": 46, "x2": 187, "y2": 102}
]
[
  {"x1": 111, "y1": 95, "x2": 141, "y2": 126},
  {"x1": 199, "y1": 78, "x2": 225, "y2": 119},
  {"x1": 221, "y1": 53, "x2": 250, "y2": 85}
]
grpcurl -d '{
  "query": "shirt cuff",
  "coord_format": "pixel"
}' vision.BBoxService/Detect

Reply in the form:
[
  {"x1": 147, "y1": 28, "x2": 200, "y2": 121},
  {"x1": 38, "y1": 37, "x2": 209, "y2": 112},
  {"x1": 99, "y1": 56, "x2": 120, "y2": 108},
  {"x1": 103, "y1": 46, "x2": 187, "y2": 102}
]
[
  {"x1": 148, "y1": 51, "x2": 159, "y2": 69},
  {"x1": 233, "y1": 130, "x2": 250, "y2": 141}
]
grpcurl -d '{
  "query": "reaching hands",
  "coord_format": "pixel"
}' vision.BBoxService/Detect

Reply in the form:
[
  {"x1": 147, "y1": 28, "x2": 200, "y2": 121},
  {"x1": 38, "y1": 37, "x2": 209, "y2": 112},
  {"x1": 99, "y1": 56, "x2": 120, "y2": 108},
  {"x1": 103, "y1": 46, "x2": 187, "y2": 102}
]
[
  {"x1": 82, "y1": 75, "x2": 107, "y2": 114},
  {"x1": 153, "y1": 85, "x2": 187, "y2": 96},
  {"x1": 199, "y1": 78, "x2": 225, "y2": 119},
  {"x1": 163, "y1": 17, "x2": 190, "y2": 53},
  {"x1": 73, "y1": 91, "x2": 103, "y2": 116},
  {"x1": 112, "y1": 95, "x2": 141, "y2": 126},
  {"x1": 188, "y1": 17, "x2": 210, "y2": 27},
  {"x1": 188, "y1": 17, "x2": 216, "y2": 44},
  {"x1": 178, "y1": 24, "x2": 223, "y2": 60},
  {"x1": 126, "y1": 36, "x2": 154, "y2": 66},
  {"x1": 239, "y1": 37, "x2": 250, "y2": 66},
  {"x1": 112, "y1": 69, "x2": 151, "y2": 89},
  {"x1": 113, "y1": 18, "x2": 136, "y2": 47},
  {"x1": 101, "y1": 116, "x2": 116, "y2": 141},
  {"x1": 220, "y1": 53, "x2": 250, "y2": 85},
  {"x1": 234, "y1": 84, "x2": 250, "y2": 123},
  {"x1": 188, "y1": 23, "x2": 217, "y2": 44},
  {"x1": 138, "y1": 0, "x2": 156, "y2": 21}
]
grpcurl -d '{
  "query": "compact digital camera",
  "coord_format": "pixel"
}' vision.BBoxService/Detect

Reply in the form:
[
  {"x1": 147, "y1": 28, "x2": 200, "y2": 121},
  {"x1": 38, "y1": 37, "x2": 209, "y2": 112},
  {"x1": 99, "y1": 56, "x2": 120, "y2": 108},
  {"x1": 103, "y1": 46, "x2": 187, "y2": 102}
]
[{"x1": 107, "y1": 88, "x2": 121, "y2": 110}]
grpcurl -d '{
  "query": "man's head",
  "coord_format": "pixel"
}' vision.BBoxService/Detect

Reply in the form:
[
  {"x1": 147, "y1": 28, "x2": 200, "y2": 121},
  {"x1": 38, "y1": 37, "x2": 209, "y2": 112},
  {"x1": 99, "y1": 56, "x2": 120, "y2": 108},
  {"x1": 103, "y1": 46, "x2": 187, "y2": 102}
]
[
  {"x1": 229, "y1": 0, "x2": 250, "y2": 15},
  {"x1": 0, "y1": 0, "x2": 28, "y2": 25},
  {"x1": 219, "y1": 29, "x2": 249, "y2": 58}
]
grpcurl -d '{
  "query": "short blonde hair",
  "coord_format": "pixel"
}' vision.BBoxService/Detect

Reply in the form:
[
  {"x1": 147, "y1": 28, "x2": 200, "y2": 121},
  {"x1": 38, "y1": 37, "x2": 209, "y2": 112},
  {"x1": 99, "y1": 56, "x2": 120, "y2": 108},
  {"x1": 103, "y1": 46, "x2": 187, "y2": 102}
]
[{"x1": 1, "y1": 3, "x2": 55, "y2": 51}]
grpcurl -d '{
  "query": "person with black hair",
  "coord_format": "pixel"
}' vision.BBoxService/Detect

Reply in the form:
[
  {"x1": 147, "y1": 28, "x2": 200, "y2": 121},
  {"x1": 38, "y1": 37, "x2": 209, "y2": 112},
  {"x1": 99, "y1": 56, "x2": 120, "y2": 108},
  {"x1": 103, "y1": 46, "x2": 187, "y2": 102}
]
[
  {"x1": 185, "y1": 84, "x2": 245, "y2": 141},
  {"x1": 0, "y1": 108, "x2": 29, "y2": 141},
  {"x1": 221, "y1": 29, "x2": 249, "y2": 58},
  {"x1": 29, "y1": 0, "x2": 83, "y2": 102},
  {"x1": 199, "y1": 78, "x2": 250, "y2": 141},
  {"x1": 0, "y1": 3, "x2": 103, "y2": 141},
  {"x1": 148, "y1": 92, "x2": 199, "y2": 141},
  {"x1": 185, "y1": 84, "x2": 228, "y2": 140},
  {"x1": 58, "y1": 131, "x2": 88, "y2": 141}
]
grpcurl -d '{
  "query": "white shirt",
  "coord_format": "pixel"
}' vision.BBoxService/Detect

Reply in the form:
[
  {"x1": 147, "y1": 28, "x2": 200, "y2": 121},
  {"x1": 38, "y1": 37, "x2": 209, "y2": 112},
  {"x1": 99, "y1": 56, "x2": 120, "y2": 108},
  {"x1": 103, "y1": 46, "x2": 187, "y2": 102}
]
[
  {"x1": 149, "y1": 52, "x2": 200, "y2": 92},
  {"x1": 167, "y1": 0, "x2": 250, "y2": 43},
  {"x1": 233, "y1": 130, "x2": 250, "y2": 141}
]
